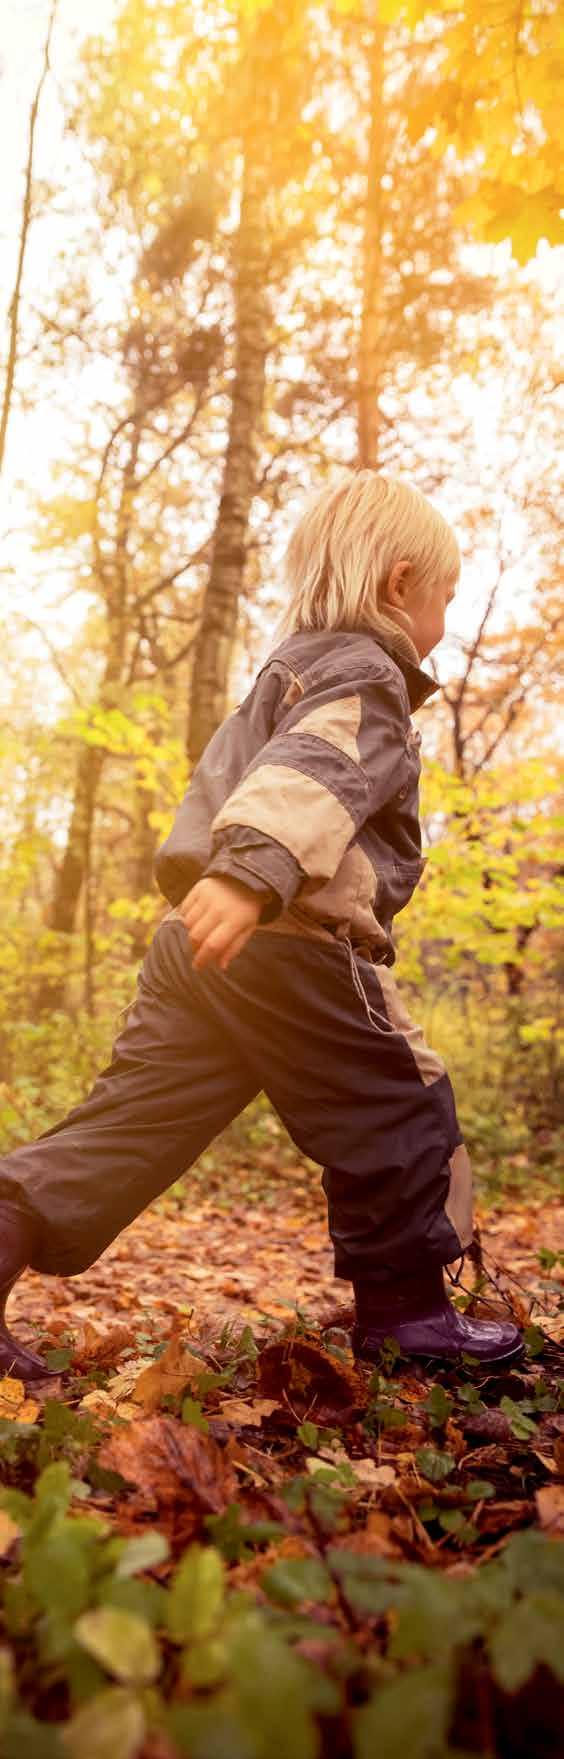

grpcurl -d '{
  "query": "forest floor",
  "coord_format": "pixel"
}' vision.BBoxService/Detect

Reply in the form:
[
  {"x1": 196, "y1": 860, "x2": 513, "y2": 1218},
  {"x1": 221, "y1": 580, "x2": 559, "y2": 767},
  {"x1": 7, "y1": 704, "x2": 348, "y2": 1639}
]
[{"x1": 2, "y1": 1151, "x2": 563, "y2": 1757}]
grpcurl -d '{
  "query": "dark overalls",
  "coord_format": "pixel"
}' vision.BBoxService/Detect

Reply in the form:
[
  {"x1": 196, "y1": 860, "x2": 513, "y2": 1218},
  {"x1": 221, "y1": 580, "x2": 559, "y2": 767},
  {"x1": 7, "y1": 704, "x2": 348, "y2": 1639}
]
[{"x1": 0, "y1": 626, "x2": 472, "y2": 1283}]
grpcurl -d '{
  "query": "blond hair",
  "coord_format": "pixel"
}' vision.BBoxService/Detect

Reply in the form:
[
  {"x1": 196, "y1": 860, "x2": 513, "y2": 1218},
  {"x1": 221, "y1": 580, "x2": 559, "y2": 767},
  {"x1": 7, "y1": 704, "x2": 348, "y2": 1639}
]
[{"x1": 275, "y1": 470, "x2": 460, "y2": 663}]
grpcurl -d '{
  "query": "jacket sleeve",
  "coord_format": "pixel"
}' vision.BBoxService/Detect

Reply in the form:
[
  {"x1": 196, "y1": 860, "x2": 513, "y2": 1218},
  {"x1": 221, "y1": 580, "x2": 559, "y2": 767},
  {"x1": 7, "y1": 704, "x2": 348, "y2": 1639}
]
[{"x1": 203, "y1": 663, "x2": 412, "y2": 919}]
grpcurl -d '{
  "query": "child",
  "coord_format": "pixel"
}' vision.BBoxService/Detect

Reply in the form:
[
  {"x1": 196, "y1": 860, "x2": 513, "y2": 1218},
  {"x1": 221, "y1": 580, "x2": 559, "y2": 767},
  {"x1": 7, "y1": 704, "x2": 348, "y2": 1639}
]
[{"x1": 0, "y1": 470, "x2": 521, "y2": 1380}]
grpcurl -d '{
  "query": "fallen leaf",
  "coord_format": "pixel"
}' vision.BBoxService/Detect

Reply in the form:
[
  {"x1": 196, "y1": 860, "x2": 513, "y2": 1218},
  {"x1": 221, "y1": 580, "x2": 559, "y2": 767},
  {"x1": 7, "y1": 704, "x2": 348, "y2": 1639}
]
[
  {"x1": 477, "y1": 1499, "x2": 534, "y2": 1537},
  {"x1": 216, "y1": 1397, "x2": 280, "y2": 1427},
  {"x1": 79, "y1": 1390, "x2": 119, "y2": 1417},
  {"x1": 100, "y1": 1415, "x2": 236, "y2": 1515},
  {"x1": 337, "y1": 1509, "x2": 402, "y2": 1558},
  {"x1": 316, "y1": 1443, "x2": 396, "y2": 1491},
  {"x1": 536, "y1": 1484, "x2": 564, "y2": 1534},
  {"x1": 106, "y1": 1357, "x2": 155, "y2": 1400},
  {"x1": 0, "y1": 1376, "x2": 39, "y2": 1421},
  {"x1": 129, "y1": 1334, "x2": 205, "y2": 1414},
  {"x1": 71, "y1": 1320, "x2": 134, "y2": 1370},
  {"x1": 18, "y1": 1398, "x2": 40, "y2": 1424},
  {"x1": 258, "y1": 1336, "x2": 358, "y2": 1413},
  {"x1": 77, "y1": 1390, "x2": 139, "y2": 1425},
  {"x1": 463, "y1": 1409, "x2": 513, "y2": 1445},
  {"x1": 355, "y1": 1461, "x2": 397, "y2": 1489}
]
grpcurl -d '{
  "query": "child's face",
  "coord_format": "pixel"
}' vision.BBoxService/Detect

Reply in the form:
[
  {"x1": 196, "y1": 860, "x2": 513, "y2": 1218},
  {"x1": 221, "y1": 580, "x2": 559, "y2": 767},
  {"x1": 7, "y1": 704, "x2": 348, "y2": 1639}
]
[
  {"x1": 383, "y1": 561, "x2": 458, "y2": 660},
  {"x1": 410, "y1": 577, "x2": 457, "y2": 660}
]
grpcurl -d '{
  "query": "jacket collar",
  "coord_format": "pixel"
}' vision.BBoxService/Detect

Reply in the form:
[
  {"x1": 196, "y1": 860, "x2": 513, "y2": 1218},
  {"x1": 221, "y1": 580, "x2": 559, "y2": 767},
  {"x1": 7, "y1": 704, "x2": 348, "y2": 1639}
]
[{"x1": 369, "y1": 625, "x2": 440, "y2": 712}]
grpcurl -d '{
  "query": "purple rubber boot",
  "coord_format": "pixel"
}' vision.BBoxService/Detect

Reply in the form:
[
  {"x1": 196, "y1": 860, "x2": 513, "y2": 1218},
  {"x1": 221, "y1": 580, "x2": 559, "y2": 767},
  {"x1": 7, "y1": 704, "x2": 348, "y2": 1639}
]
[
  {"x1": 352, "y1": 1262, "x2": 522, "y2": 1368},
  {"x1": 0, "y1": 1201, "x2": 59, "y2": 1382}
]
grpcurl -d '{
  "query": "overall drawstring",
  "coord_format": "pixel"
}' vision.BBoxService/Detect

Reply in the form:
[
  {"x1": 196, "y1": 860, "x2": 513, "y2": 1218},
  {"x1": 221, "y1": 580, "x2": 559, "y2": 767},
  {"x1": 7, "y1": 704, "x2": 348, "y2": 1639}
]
[{"x1": 342, "y1": 936, "x2": 393, "y2": 1033}]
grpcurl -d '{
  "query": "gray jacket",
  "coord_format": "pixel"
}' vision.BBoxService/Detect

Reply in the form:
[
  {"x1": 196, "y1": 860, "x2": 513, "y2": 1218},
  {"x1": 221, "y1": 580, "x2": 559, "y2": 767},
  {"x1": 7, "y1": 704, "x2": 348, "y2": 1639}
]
[{"x1": 154, "y1": 624, "x2": 439, "y2": 966}]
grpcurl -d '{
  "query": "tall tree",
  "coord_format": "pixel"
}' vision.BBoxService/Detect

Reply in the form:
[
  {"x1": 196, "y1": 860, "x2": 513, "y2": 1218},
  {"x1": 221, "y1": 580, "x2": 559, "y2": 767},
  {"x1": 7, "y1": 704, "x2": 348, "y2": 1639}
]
[{"x1": 0, "y1": 0, "x2": 58, "y2": 474}]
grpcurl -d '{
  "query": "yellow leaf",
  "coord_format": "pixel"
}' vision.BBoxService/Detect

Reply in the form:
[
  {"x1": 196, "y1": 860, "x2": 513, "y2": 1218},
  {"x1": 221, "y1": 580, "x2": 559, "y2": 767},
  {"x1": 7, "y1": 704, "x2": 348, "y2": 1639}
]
[
  {"x1": 18, "y1": 1399, "x2": 40, "y2": 1424},
  {"x1": 0, "y1": 1377, "x2": 27, "y2": 1419}
]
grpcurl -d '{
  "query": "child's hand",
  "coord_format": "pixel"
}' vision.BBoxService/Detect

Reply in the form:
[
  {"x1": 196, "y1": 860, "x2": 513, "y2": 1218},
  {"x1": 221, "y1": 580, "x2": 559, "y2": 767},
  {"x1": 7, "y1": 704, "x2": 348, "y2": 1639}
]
[{"x1": 178, "y1": 875, "x2": 264, "y2": 971}]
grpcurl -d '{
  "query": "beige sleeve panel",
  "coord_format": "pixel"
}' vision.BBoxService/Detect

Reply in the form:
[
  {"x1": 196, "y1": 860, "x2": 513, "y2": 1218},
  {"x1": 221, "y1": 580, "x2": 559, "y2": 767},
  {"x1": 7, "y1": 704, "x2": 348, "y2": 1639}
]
[
  {"x1": 285, "y1": 693, "x2": 362, "y2": 764},
  {"x1": 211, "y1": 763, "x2": 355, "y2": 880}
]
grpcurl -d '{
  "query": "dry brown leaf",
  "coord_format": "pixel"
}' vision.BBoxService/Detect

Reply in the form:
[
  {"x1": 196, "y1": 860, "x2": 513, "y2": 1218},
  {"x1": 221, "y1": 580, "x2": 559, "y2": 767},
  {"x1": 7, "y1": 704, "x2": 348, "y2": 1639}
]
[
  {"x1": 216, "y1": 1397, "x2": 280, "y2": 1427},
  {"x1": 0, "y1": 1509, "x2": 21, "y2": 1556},
  {"x1": 78, "y1": 1390, "x2": 138, "y2": 1422},
  {"x1": 337, "y1": 1510, "x2": 402, "y2": 1559},
  {"x1": 536, "y1": 1484, "x2": 564, "y2": 1534},
  {"x1": 129, "y1": 1333, "x2": 204, "y2": 1414},
  {"x1": 105, "y1": 1357, "x2": 155, "y2": 1400},
  {"x1": 99, "y1": 1414, "x2": 236, "y2": 1514},
  {"x1": 78, "y1": 1390, "x2": 118, "y2": 1416},
  {"x1": 71, "y1": 1320, "x2": 134, "y2": 1370},
  {"x1": 315, "y1": 1442, "x2": 397, "y2": 1492},
  {"x1": 477, "y1": 1499, "x2": 534, "y2": 1537},
  {"x1": 258, "y1": 1336, "x2": 358, "y2": 1413}
]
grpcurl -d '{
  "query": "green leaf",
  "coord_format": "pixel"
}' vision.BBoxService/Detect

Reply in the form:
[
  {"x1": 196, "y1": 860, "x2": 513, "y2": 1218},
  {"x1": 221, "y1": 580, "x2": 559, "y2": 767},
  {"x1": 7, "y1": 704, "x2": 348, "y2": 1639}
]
[
  {"x1": 167, "y1": 1544, "x2": 225, "y2": 1643},
  {"x1": 45, "y1": 1348, "x2": 73, "y2": 1372},
  {"x1": 181, "y1": 1397, "x2": 209, "y2": 1433},
  {"x1": 24, "y1": 1530, "x2": 91, "y2": 1620},
  {"x1": 501, "y1": 1530, "x2": 564, "y2": 1597},
  {"x1": 62, "y1": 1687, "x2": 145, "y2": 1759},
  {"x1": 524, "y1": 1324, "x2": 545, "y2": 1359},
  {"x1": 205, "y1": 1504, "x2": 284, "y2": 1563},
  {"x1": 390, "y1": 1570, "x2": 481, "y2": 1661},
  {"x1": 1, "y1": 1711, "x2": 65, "y2": 1759},
  {"x1": 424, "y1": 1385, "x2": 452, "y2": 1429},
  {"x1": 166, "y1": 1700, "x2": 256, "y2": 1759},
  {"x1": 228, "y1": 1614, "x2": 318, "y2": 1759},
  {"x1": 111, "y1": 1532, "x2": 170, "y2": 1579},
  {"x1": 415, "y1": 1448, "x2": 456, "y2": 1484},
  {"x1": 34, "y1": 1461, "x2": 73, "y2": 1517},
  {"x1": 74, "y1": 1608, "x2": 160, "y2": 1685},
  {"x1": 328, "y1": 1550, "x2": 393, "y2": 1617},
  {"x1": 490, "y1": 1594, "x2": 564, "y2": 1691},
  {"x1": 439, "y1": 1509, "x2": 466, "y2": 1534},
  {"x1": 180, "y1": 1636, "x2": 228, "y2": 1690},
  {"x1": 353, "y1": 1664, "x2": 453, "y2": 1759},
  {"x1": 368, "y1": 1401, "x2": 406, "y2": 1432},
  {"x1": 97, "y1": 1577, "x2": 168, "y2": 1627},
  {"x1": 297, "y1": 1421, "x2": 319, "y2": 1451},
  {"x1": 499, "y1": 1396, "x2": 537, "y2": 1439},
  {"x1": 464, "y1": 1480, "x2": 495, "y2": 1502},
  {"x1": 262, "y1": 1557, "x2": 333, "y2": 1608}
]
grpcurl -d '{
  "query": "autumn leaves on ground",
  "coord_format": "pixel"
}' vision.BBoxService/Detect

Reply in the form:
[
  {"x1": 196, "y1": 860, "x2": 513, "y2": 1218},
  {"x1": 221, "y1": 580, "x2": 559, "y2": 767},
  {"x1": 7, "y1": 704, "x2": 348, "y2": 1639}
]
[{"x1": 1, "y1": 1145, "x2": 562, "y2": 1759}]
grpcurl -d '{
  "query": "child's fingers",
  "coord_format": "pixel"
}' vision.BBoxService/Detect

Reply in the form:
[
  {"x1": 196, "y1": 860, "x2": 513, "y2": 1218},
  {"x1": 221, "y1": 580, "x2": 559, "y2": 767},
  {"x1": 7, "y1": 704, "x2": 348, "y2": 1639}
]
[
  {"x1": 191, "y1": 920, "x2": 234, "y2": 970},
  {"x1": 218, "y1": 925, "x2": 254, "y2": 970},
  {"x1": 179, "y1": 901, "x2": 217, "y2": 945}
]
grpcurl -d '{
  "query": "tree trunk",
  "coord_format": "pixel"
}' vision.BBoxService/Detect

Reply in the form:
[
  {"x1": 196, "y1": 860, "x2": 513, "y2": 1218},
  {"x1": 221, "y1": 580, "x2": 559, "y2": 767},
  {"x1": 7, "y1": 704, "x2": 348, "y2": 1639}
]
[
  {"x1": 186, "y1": 149, "x2": 269, "y2": 763},
  {"x1": 0, "y1": 1, "x2": 58, "y2": 475},
  {"x1": 34, "y1": 742, "x2": 105, "y2": 1014},
  {"x1": 130, "y1": 771, "x2": 159, "y2": 962},
  {"x1": 357, "y1": 9, "x2": 386, "y2": 470}
]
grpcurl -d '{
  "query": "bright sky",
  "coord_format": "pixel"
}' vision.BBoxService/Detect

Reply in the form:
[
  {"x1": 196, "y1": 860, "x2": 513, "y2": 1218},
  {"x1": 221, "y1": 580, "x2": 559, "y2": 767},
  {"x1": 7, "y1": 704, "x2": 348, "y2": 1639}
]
[{"x1": 1, "y1": 0, "x2": 562, "y2": 707}]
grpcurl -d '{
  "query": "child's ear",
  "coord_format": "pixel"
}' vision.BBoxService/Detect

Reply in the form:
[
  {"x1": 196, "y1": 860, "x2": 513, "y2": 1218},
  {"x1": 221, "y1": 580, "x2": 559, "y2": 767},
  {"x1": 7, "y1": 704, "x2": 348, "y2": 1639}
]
[{"x1": 384, "y1": 558, "x2": 413, "y2": 607}]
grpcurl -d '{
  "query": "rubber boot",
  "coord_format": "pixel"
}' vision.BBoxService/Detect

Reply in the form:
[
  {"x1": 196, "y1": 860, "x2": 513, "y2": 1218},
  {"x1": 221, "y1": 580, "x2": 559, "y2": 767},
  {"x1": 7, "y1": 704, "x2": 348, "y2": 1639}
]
[
  {"x1": 0, "y1": 1201, "x2": 59, "y2": 1382},
  {"x1": 352, "y1": 1261, "x2": 522, "y2": 1367}
]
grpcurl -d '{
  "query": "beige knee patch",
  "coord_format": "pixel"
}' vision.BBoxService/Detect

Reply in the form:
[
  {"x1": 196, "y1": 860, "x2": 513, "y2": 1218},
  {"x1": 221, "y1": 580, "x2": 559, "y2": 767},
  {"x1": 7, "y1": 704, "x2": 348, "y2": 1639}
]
[{"x1": 445, "y1": 1142, "x2": 474, "y2": 1254}]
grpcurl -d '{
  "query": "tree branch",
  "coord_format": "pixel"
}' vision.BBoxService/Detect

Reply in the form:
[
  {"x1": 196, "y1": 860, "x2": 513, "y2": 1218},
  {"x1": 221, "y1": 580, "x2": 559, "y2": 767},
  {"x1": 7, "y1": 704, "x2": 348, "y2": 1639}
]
[{"x1": 0, "y1": 0, "x2": 59, "y2": 473}]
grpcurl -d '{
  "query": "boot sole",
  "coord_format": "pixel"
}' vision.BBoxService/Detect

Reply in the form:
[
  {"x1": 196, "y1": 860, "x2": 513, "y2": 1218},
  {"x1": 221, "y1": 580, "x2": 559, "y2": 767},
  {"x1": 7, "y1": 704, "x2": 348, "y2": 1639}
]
[{"x1": 354, "y1": 1339, "x2": 524, "y2": 1370}]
